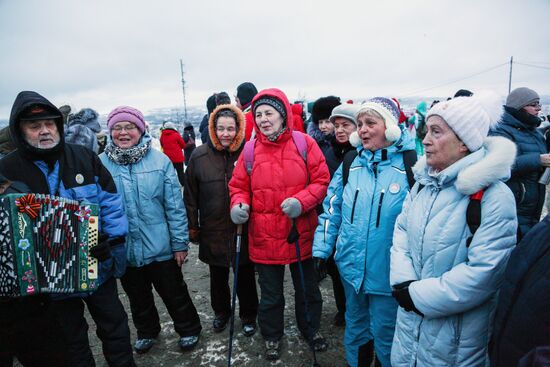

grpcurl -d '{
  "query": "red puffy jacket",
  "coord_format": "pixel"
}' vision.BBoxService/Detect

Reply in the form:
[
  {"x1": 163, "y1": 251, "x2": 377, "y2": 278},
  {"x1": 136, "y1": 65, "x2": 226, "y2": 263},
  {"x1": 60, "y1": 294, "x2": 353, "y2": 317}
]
[
  {"x1": 229, "y1": 88, "x2": 330, "y2": 265},
  {"x1": 160, "y1": 128, "x2": 185, "y2": 163}
]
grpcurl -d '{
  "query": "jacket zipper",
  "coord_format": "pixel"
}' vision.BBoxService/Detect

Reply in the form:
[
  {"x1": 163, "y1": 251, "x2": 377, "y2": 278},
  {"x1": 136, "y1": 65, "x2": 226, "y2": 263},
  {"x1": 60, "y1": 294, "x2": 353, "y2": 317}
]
[
  {"x1": 350, "y1": 189, "x2": 359, "y2": 224},
  {"x1": 376, "y1": 189, "x2": 385, "y2": 228}
]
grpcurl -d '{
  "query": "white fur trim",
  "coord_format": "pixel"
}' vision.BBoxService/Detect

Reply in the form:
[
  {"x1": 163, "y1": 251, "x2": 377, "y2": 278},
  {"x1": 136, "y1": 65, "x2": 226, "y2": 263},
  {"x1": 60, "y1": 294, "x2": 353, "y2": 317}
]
[
  {"x1": 349, "y1": 131, "x2": 361, "y2": 147},
  {"x1": 455, "y1": 136, "x2": 517, "y2": 195}
]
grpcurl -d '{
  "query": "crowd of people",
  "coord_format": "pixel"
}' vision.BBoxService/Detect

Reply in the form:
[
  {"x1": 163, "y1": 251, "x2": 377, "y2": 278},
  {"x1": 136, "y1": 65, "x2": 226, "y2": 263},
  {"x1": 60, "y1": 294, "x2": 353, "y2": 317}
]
[{"x1": 0, "y1": 82, "x2": 548, "y2": 367}]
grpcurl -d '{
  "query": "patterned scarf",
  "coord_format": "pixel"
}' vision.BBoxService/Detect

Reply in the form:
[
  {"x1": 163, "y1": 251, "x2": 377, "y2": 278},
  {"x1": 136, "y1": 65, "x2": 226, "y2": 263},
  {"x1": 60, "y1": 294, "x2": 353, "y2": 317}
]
[
  {"x1": 104, "y1": 139, "x2": 151, "y2": 165},
  {"x1": 267, "y1": 127, "x2": 287, "y2": 142}
]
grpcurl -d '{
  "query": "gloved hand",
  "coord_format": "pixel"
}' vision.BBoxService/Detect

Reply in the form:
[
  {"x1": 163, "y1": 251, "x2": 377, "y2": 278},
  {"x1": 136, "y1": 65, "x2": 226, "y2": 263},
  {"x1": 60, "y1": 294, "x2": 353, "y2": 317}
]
[
  {"x1": 281, "y1": 197, "x2": 302, "y2": 218},
  {"x1": 90, "y1": 233, "x2": 112, "y2": 262},
  {"x1": 313, "y1": 257, "x2": 327, "y2": 281},
  {"x1": 230, "y1": 203, "x2": 249, "y2": 224},
  {"x1": 189, "y1": 228, "x2": 200, "y2": 243},
  {"x1": 392, "y1": 280, "x2": 423, "y2": 316}
]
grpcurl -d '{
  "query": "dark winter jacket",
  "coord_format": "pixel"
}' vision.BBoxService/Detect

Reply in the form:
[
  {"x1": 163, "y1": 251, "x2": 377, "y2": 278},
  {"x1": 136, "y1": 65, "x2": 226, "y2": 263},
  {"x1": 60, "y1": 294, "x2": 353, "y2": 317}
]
[
  {"x1": 307, "y1": 119, "x2": 334, "y2": 153},
  {"x1": 160, "y1": 128, "x2": 185, "y2": 163},
  {"x1": 183, "y1": 124, "x2": 196, "y2": 163},
  {"x1": 490, "y1": 107, "x2": 547, "y2": 238},
  {"x1": 199, "y1": 114, "x2": 211, "y2": 145},
  {"x1": 0, "y1": 91, "x2": 128, "y2": 290},
  {"x1": 491, "y1": 215, "x2": 550, "y2": 367},
  {"x1": 184, "y1": 104, "x2": 249, "y2": 267}
]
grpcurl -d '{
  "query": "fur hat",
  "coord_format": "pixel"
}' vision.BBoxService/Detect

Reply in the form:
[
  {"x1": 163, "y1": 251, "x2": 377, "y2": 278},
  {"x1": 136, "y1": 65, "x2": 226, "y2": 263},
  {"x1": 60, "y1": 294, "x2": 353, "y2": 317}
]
[
  {"x1": 356, "y1": 97, "x2": 402, "y2": 142},
  {"x1": 506, "y1": 87, "x2": 539, "y2": 110},
  {"x1": 426, "y1": 90, "x2": 503, "y2": 152},
  {"x1": 454, "y1": 89, "x2": 473, "y2": 98},
  {"x1": 311, "y1": 96, "x2": 341, "y2": 124},
  {"x1": 236, "y1": 82, "x2": 258, "y2": 107},
  {"x1": 107, "y1": 105, "x2": 146, "y2": 134}
]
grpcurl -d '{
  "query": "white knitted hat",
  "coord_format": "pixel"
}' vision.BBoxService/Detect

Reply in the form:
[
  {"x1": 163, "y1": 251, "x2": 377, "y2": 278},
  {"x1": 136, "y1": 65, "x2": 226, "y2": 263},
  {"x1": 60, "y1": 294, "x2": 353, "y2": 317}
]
[
  {"x1": 356, "y1": 97, "x2": 401, "y2": 142},
  {"x1": 425, "y1": 91, "x2": 504, "y2": 152}
]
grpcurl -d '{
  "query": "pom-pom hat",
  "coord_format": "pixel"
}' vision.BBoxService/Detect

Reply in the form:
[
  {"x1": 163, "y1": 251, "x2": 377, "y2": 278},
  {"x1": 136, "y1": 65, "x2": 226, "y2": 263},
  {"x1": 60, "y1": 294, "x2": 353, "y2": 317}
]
[
  {"x1": 356, "y1": 97, "x2": 402, "y2": 142},
  {"x1": 426, "y1": 90, "x2": 503, "y2": 152}
]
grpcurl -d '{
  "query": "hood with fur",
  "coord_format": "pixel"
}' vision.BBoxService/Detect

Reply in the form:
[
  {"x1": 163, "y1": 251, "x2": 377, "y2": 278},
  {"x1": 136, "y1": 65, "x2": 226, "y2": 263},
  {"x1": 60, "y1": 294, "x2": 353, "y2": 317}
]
[
  {"x1": 413, "y1": 136, "x2": 517, "y2": 195},
  {"x1": 208, "y1": 104, "x2": 245, "y2": 152}
]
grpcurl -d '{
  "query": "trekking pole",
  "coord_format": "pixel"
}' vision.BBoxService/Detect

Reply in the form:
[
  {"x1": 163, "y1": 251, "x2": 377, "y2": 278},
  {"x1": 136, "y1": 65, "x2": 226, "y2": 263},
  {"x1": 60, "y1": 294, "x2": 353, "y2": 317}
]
[
  {"x1": 287, "y1": 219, "x2": 321, "y2": 367},
  {"x1": 227, "y1": 224, "x2": 242, "y2": 367}
]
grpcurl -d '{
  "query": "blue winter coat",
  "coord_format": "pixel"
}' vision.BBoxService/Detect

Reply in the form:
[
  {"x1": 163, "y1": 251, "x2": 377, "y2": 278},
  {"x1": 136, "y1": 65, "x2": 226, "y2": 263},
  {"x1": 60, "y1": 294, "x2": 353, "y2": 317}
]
[
  {"x1": 313, "y1": 128, "x2": 415, "y2": 295},
  {"x1": 390, "y1": 136, "x2": 518, "y2": 367},
  {"x1": 100, "y1": 135, "x2": 189, "y2": 267},
  {"x1": 490, "y1": 108, "x2": 547, "y2": 237}
]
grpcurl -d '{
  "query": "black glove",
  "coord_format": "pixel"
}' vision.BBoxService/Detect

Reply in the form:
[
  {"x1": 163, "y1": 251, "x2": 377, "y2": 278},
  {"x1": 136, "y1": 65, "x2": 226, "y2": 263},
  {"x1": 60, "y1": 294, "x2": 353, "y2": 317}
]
[
  {"x1": 89, "y1": 233, "x2": 112, "y2": 262},
  {"x1": 392, "y1": 280, "x2": 423, "y2": 316},
  {"x1": 313, "y1": 257, "x2": 327, "y2": 281}
]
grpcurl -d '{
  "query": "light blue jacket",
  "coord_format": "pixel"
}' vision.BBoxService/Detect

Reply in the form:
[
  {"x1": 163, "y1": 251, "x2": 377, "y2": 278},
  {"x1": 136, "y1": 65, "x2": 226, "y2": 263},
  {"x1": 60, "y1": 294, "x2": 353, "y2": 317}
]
[
  {"x1": 313, "y1": 128, "x2": 415, "y2": 295},
  {"x1": 390, "y1": 136, "x2": 518, "y2": 367},
  {"x1": 99, "y1": 135, "x2": 189, "y2": 267}
]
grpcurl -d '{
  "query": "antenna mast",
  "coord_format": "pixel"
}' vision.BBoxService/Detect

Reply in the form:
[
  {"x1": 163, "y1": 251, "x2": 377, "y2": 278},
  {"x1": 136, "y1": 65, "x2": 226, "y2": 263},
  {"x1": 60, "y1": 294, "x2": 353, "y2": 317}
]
[
  {"x1": 508, "y1": 56, "x2": 513, "y2": 94},
  {"x1": 180, "y1": 59, "x2": 188, "y2": 124}
]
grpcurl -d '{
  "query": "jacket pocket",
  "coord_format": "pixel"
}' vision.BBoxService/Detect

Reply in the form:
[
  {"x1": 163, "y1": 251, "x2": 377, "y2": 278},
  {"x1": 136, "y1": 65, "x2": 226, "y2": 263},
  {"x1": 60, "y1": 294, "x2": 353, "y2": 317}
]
[{"x1": 350, "y1": 189, "x2": 359, "y2": 224}]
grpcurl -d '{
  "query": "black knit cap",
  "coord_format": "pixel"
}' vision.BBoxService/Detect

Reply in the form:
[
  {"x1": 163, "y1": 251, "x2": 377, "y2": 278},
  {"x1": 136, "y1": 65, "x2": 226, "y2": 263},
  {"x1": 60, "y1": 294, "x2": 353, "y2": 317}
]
[
  {"x1": 206, "y1": 94, "x2": 217, "y2": 114},
  {"x1": 236, "y1": 82, "x2": 258, "y2": 107},
  {"x1": 311, "y1": 96, "x2": 341, "y2": 124},
  {"x1": 253, "y1": 97, "x2": 287, "y2": 121}
]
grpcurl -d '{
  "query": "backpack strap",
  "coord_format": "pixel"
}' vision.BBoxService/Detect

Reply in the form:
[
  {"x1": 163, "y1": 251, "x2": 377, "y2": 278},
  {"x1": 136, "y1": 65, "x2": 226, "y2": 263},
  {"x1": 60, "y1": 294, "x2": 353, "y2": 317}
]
[
  {"x1": 291, "y1": 130, "x2": 307, "y2": 163},
  {"x1": 342, "y1": 150, "x2": 358, "y2": 187},
  {"x1": 243, "y1": 139, "x2": 256, "y2": 175},
  {"x1": 291, "y1": 131, "x2": 309, "y2": 185},
  {"x1": 402, "y1": 150, "x2": 418, "y2": 189},
  {"x1": 466, "y1": 189, "x2": 484, "y2": 248}
]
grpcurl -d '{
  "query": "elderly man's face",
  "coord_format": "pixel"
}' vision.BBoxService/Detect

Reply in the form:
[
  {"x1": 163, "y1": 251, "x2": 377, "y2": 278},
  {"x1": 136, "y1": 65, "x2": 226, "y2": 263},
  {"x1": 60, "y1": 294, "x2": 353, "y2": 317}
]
[{"x1": 20, "y1": 119, "x2": 60, "y2": 149}]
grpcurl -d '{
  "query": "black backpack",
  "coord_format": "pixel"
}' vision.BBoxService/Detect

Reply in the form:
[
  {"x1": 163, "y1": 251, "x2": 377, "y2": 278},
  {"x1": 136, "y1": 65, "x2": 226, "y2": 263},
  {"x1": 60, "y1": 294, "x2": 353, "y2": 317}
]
[{"x1": 340, "y1": 149, "x2": 483, "y2": 245}]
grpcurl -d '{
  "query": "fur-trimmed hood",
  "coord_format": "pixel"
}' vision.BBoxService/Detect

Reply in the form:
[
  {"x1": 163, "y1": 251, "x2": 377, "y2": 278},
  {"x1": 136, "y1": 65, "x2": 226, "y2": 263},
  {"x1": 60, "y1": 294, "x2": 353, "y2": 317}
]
[
  {"x1": 413, "y1": 136, "x2": 517, "y2": 195},
  {"x1": 208, "y1": 104, "x2": 245, "y2": 152}
]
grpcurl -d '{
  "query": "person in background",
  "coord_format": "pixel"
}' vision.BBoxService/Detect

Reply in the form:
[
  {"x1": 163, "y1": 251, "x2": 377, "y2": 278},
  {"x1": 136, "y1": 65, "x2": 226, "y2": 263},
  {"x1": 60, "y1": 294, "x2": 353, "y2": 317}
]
[
  {"x1": 390, "y1": 92, "x2": 518, "y2": 367},
  {"x1": 0, "y1": 126, "x2": 15, "y2": 159},
  {"x1": 100, "y1": 106, "x2": 202, "y2": 354},
  {"x1": 307, "y1": 96, "x2": 341, "y2": 153},
  {"x1": 199, "y1": 94, "x2": 217, "y2": 145},
  {"x1": 235, "y1": 82, "x2": 258, "y2": 141},
  {"x1": 182, "y1": 123, "x2": 196, "y2": 166},
  {"x1": 184, "y1": 104, "x2": 259, "y2": 337},
  {"x1": 229, "y1": 88, "x2": 330, "y2": 360},
  {"x1": 490, "y1": 87, "x2": 548, "y2": 240},
  {"x1": 160, "y1": 121, "x2": 186, "y2": 186},
  {"x1": 406, "y1": 101, "x2": 427, "y2": 156},
  {"x1": 65, "y1": 108, "x2": 102, "y2": 153}
]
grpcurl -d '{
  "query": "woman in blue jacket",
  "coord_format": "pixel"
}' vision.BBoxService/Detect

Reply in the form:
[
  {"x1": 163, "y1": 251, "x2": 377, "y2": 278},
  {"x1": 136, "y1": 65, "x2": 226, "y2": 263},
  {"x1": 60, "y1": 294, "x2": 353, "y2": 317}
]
[
  {"x1": 390, "y1": 92, "x2": 518, "y2": 366},
  {"x1": 100, "y1": 106, "x2": 202, "y2": 354},
  {"x1": 313, "y1": 97, "x2": 415, "y2": 367}
]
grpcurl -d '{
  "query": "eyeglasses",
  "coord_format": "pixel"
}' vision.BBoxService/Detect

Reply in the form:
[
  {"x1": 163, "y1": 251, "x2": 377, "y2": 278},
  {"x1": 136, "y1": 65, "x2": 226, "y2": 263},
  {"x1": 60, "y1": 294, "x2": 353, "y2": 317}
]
[
  {"x1": 112, "y1": 124, "x2": 138, "y2": 132},
  {"x1": 526, "y1": 102, "x2": 541, "y2": 108}
]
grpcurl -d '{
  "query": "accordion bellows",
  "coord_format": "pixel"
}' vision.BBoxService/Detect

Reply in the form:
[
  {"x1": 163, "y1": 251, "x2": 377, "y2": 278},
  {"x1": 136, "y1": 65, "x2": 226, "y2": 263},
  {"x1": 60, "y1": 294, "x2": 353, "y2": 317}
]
[{"x1": 0, "y1": 193, "x2": 99, "y2": 297}]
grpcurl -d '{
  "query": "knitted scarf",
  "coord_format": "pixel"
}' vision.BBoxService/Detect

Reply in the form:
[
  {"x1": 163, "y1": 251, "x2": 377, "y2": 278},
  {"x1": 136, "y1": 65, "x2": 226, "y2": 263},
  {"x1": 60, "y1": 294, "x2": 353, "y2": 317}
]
[
  {"x1": 267, "y1": 127, "x2": 287, "y2": 142},
  {"x1": 104, "y1": 139, "x2": 151, "y2": 165}
]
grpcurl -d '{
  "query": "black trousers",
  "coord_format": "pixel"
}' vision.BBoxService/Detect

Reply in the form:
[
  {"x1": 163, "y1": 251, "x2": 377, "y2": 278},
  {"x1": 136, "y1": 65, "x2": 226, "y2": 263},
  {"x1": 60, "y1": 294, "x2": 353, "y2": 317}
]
[
  {"x1": 172, "y1": 162, "x2": 185, "y2": 186},
  {"x1": 120, "y1": 259, "x2": 202, "y2": 339},
  {"x1": 326, "y1": 255, "x2": 346, "y2": 314},
  {"x1": 209, "y1": 263, "x2": 258, "y2": 321},
  {"x1": 256, "y1": 258, "x2": 322, "y2": 341},
  {"x1": 0, "y1": 296, "x2": 68, "y2": 367},
  {"x1": 51, "y1": 277, "x2": 135, "y2": 367}
]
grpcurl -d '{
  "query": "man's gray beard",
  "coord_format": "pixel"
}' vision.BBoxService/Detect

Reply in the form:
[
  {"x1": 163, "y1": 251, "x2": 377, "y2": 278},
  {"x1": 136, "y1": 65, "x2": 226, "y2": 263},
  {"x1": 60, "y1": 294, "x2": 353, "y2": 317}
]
[{"x1": 25, "y1": 136, "x2": 60, "y2": 150}]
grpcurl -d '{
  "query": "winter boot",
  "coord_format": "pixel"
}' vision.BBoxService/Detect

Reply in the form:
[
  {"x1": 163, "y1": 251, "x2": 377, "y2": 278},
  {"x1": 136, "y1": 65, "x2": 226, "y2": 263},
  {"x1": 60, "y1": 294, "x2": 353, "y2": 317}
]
[{"x1": 265, "y1": 340, "x2": 280, "y2": 360}]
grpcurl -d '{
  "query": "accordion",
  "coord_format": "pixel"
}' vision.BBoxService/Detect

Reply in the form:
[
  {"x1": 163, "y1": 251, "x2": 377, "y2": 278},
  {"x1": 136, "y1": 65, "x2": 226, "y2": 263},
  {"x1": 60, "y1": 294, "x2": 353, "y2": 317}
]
[{"x1": 0, "y1": 193, "x2": 99, "y2": 297}]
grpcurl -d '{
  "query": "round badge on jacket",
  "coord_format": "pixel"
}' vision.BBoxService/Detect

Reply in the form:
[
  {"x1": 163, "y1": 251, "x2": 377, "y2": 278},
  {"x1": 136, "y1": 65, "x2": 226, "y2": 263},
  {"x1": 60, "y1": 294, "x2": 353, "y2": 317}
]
[
  {"x1": 389, "y1": 183, "x2": 400, "y2": 194},
  {"x1": 75, "y1": 174, "x2": 84, "y2": 184}
]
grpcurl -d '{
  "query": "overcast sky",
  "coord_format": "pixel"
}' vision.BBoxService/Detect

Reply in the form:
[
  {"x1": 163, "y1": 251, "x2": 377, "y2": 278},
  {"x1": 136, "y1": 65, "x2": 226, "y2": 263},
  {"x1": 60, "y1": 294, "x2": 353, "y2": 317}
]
[{"x1": 1, "y1": 0, "x2": 549, "y2": 118}]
